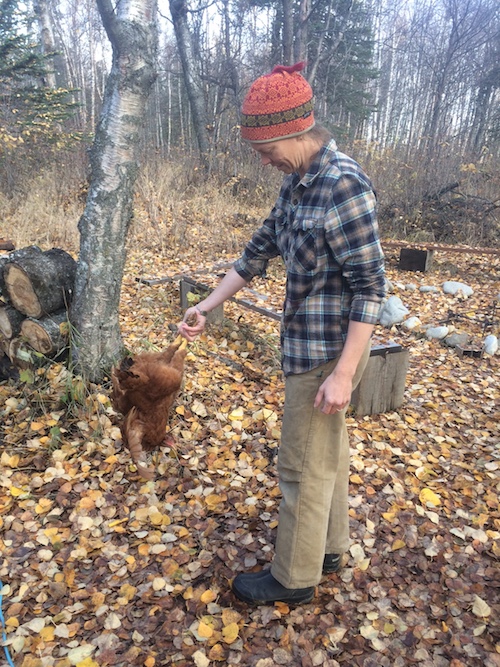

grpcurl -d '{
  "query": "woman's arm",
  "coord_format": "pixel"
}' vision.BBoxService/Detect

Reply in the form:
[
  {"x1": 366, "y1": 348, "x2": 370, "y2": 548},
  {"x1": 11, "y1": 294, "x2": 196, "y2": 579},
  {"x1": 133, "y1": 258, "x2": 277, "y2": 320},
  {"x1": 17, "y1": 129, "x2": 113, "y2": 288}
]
[{"x1": 313, "y1": 320, "x2": 374, "y2": 414}]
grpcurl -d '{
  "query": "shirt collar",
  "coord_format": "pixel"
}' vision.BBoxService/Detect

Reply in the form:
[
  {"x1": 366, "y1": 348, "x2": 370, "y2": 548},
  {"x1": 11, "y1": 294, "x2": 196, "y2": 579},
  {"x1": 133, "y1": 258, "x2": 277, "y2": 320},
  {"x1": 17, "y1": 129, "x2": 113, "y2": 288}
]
[{"x1": 294, "y1": 138, "x2": 338, "y2": 188}]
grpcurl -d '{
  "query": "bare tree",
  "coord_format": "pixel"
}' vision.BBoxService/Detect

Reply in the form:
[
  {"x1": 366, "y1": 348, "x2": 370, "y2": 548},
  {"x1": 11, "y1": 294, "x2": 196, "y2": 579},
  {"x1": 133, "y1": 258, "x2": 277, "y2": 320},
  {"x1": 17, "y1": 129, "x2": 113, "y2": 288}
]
[
  {"x1": 70, "y1": 0, "x2": 158, "y2": 381},
  {"x1": 169, "y1": 0, "x2": 210, "y2": 166}
]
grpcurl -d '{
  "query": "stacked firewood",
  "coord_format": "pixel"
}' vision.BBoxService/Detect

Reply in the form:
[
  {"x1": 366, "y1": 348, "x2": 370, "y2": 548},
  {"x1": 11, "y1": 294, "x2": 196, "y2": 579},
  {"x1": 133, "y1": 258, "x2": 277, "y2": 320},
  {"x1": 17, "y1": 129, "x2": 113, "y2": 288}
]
[{"x1": 0, "y1": 244, "x2": 76, "y2": 368}]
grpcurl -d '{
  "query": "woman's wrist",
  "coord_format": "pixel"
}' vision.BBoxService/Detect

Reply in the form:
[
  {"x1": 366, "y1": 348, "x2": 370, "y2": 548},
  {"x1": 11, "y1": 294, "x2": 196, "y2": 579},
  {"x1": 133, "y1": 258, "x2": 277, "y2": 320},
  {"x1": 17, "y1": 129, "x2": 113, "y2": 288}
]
[{"x1": 195, "y1": 304, "x2": 209, "y2": 317}]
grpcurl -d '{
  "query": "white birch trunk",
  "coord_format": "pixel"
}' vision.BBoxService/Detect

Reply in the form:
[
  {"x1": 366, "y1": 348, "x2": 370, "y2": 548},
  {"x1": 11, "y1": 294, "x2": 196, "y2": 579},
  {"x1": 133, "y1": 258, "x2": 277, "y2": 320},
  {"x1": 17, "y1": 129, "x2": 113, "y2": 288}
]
[{"x1": 70, "y1": 0, "x2": 158, "y2": 381}]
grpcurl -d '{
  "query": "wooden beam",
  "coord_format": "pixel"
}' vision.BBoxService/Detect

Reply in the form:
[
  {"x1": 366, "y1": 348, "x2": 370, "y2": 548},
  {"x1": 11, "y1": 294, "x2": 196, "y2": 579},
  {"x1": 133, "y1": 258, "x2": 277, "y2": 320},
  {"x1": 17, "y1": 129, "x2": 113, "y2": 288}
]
[{"x1": 382, "y1": 240, "x2": 500, "y2": 256}]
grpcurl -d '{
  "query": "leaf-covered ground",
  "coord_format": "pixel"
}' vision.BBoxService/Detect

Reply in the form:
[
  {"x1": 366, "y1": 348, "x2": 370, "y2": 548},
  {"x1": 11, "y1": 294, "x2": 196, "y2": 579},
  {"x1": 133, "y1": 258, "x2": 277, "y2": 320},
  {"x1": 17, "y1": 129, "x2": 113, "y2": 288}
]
[{"x1": 1, "y1": 232, "x2": 499, "y2": 667}]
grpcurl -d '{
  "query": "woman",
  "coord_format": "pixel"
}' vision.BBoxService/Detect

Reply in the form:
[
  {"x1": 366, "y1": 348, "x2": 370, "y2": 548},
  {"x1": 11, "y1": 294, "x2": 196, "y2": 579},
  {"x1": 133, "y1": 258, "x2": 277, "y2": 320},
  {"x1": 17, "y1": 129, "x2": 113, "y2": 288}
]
[{"x1": 179, "y1": 62, "x2": 386, "y2": 605}]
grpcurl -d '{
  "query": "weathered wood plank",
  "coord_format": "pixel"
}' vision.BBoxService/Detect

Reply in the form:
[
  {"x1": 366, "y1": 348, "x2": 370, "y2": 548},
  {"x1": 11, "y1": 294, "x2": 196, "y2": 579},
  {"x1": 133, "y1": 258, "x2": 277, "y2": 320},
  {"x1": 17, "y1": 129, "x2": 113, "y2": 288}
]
[{"x1": 351, "y1": 347, "x2": 410, "y2": 416}]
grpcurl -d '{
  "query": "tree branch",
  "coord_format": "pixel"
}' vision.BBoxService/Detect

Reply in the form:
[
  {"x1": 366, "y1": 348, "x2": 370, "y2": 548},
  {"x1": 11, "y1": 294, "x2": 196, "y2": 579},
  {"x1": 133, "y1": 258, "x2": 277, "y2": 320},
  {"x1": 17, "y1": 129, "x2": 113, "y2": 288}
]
[{"x1": 96, "y1": 0, "x2": 119, "y2": 46}]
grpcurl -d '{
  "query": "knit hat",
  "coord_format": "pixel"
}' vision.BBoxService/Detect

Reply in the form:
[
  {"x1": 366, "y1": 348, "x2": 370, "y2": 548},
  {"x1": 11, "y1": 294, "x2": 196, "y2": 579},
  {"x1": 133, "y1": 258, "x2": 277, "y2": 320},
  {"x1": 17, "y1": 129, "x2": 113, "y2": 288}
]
[{"x1": 240, "y1": 62, "x2": 315, "y2": 143}]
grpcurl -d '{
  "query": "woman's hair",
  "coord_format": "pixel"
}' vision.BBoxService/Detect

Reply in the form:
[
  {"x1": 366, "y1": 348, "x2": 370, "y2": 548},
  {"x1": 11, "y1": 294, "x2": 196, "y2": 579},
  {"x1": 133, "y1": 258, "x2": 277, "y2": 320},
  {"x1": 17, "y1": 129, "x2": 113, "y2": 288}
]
[{"x1": 305, "y1": 124, "x2": 333, "y2": 143}]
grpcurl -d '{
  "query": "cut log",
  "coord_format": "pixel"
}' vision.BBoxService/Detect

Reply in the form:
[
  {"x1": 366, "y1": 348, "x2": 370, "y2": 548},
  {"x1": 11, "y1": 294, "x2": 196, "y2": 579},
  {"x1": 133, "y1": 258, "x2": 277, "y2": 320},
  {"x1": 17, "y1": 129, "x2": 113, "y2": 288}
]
[
  {"x1": 4, "y1": 248, "x2": 76, "y2": 317},
  {"x1": 0, "y1": 245, "x2": 42, "y2": 302},
  {"x1": 0, "y1": 333, "x2": 9, "y2": 355},
  {"x1": 0, "y1": 305, "x2": 25, "y2": 338},
  {"x1": 20, "y1": 311, "x2": 68, "y2": 356}
]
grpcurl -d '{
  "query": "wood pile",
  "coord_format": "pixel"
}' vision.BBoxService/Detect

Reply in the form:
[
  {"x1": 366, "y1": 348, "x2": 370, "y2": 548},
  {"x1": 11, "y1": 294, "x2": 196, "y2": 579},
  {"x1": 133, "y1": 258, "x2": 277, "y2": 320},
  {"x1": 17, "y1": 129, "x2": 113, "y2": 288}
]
[{"x1": 0, "y1": 245, "x2": 76, "y2": 369}]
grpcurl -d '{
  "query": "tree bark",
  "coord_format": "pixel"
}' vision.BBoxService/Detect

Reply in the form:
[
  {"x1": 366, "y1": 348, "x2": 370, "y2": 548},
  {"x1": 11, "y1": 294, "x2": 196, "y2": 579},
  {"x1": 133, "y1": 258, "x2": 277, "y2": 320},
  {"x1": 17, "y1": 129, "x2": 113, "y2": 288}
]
[
  {"x1": 70, "y1": 0, "x2": 158, "y2": 381},
  {"x1": 32, "y1": 0, "x2": 58, "y2": 88}
]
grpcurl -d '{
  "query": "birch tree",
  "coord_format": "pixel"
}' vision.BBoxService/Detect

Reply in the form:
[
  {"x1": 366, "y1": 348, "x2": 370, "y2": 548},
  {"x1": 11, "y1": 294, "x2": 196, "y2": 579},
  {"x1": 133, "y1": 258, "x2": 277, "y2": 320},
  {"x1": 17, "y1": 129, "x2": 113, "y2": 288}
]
[{"x1": 70, "y1": 0, "x2": 158, "y2": 381}]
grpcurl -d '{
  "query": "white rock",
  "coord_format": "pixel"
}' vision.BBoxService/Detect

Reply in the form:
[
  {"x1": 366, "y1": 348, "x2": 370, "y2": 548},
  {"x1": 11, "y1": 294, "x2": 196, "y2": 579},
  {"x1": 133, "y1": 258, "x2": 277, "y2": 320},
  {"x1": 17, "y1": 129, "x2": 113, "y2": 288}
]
[
  {"x1": 405, "y1": 283, "x2": 417, "y2": 291},
  {"x1": 402, "y1": 316, "x2": 421, "y2": 331},
  {"x1": 483, "y1": 335, "x2": 498, "y2": 356},
  {"x1": 420, "y1": 285, "x2": 439, "y2": 293},
  {"x1": 442, "y1": 281, "x2": 474, "y2": 297},
  {"x1": 426, "y1": 326, "x2": 449, "y2": 340},
  {"x1": 379, "y1": 296, "x2": 410, "y2": 327}
]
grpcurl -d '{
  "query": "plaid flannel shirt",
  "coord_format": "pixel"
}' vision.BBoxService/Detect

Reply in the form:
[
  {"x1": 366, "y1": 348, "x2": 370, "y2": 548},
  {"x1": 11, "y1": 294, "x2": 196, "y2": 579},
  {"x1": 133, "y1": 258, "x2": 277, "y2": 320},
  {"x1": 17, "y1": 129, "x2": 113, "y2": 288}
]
[{"x1": 233, "y1": 139, "x2": 386, "y2": 376}]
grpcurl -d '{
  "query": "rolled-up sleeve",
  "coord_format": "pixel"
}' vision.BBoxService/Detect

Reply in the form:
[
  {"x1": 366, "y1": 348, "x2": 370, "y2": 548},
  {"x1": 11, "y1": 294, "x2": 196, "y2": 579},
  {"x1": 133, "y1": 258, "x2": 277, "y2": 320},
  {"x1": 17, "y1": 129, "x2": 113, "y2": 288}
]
[{"x1": 325, "y1": 174, "x2": 386, "y2": 323}]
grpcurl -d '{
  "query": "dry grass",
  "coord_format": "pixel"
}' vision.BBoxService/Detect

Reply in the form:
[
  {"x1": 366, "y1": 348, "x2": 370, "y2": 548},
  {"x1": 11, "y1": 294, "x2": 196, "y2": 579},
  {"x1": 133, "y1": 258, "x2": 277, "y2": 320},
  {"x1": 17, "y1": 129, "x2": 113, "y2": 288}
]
[{"x1": 0, "y1": 145, "x2": 498, "y2": 254}]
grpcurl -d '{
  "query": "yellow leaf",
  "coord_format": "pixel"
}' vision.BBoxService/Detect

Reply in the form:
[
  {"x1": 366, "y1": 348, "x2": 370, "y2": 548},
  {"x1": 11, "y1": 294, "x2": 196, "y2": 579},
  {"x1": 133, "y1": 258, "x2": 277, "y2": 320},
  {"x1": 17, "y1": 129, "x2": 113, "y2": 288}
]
[
  {"x1": 229, "y1": 407, "x2": 244, "y2": 420},
  {"x1": 30, "y1": 421, "x2": 45, "y2": 431},
  {"x1": 40, "y1": 626, "x2": 55, "y2": 641},
  {"x1": 205, "y1": 494, "x2": 225, "y2": 510},
  {"x1": 76, "y1": 659, "x2": 100, "y2": 667},
  {"x1": 197, "y1": 621, "x2": 214, "y2": 638},
  {"x1": 119, "y1": 584, "x2": 137, "y2": 601},
  {"x1": 144, "y1": 658, "x2": 155, "y2": 667},
  {"x1": 35, "y1": 498, "x2": 53, "y2": 514},
  {"x1": 221, "y1": 609, "x2": 241, "y2": 626},
  {"x1": 138, "y1": 544, "x2": 150, "y2": 556},
  {"x1": 9, "y1": 487, "x2": 27, "y2": 498},
  {"x1": 222, "y1": 622, "x2": 239, "y2": 644},
  {"x1": 176, "y1": 405, "x2": 185, "y2": 415},
  {"x1": 391, "y1": 539, "x2": 406, "y2": 551},
  {"x1": 200, "y1": 589, "x2": 217, "y2": 604},
  {"x1": 5, "y1": 617, "x2": 19, "y2": 628},
  {"x1": 419, "y1": 488, "x2": 441, "y2": 506},
  {"x1": 350, "y1": 474, "x2": 363, "y2": 484}
]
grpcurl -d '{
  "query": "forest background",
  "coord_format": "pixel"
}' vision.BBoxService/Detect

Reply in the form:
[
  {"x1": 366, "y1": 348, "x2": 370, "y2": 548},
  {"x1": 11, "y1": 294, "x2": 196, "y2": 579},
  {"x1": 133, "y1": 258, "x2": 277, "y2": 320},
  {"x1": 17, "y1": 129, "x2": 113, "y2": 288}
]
[
  {"x1": 1, "y1": 0, "x2": 499, "y2": 255},
  {"x1": 0, "y1": 1, "x2": 499, "y2": 666}
]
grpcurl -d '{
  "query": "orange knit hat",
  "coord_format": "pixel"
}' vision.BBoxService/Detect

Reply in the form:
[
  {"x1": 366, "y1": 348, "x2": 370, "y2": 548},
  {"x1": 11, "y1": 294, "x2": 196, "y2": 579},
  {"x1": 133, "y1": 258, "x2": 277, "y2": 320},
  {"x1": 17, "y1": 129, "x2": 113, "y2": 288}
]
[{"x1": 240, "y1": 62, "x2": 315, "y2": 143}]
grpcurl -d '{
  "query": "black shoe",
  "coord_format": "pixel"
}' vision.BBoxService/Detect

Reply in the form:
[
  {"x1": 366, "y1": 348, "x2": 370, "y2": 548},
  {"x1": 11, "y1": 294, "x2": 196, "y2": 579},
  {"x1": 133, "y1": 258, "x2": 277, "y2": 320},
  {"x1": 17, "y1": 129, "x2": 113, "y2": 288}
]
[
  {"x1": 323, "y1": 553, "x2": 342, "y2": 573},
  {"x1": 232, "y1": 570, "x2": 315, "y2": 605}
]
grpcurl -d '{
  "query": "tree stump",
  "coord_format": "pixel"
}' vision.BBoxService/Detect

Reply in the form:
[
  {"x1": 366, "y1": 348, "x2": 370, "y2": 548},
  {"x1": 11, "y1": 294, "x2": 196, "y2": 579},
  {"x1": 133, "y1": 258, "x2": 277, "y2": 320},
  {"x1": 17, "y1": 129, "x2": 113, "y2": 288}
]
[
  {"x1": 0, "y1": 305, "x2": 25, "y2": 339},
  {"x1": 3, "y1": 248, "x2": 76, "y2": 317},
  {"x1": 21, "y1": 311, "x2": 69, "y2": 356}
]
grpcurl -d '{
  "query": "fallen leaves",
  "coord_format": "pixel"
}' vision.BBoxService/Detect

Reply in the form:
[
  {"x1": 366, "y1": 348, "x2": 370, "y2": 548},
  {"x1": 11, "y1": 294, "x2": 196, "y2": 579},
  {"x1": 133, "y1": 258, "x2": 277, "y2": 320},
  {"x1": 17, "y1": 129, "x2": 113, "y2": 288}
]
[{"x1": 0, "y1": 245, "x2": 498, "y2": 667}]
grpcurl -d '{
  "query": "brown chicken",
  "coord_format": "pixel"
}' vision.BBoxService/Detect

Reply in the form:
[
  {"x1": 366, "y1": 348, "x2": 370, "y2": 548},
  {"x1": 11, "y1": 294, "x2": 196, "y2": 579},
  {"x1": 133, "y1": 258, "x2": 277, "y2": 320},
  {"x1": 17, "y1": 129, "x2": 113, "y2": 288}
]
[{"x1": 111, "y1": 335, "x2": 188, "y2": 480}]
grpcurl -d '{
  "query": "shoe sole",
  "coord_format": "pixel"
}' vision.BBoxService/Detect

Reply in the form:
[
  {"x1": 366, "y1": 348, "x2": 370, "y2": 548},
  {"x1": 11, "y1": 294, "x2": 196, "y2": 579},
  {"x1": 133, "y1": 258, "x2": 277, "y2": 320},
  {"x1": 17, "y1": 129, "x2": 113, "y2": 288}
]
[{"x1": 232, "y1": 587, "x2": 315, "y2": 606}]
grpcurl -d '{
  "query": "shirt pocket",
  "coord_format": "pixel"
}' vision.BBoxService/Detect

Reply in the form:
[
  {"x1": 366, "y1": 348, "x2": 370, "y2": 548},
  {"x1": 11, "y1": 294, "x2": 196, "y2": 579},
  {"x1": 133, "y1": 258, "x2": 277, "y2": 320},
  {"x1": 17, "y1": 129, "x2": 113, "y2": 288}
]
[{"x1": 288, "y1": 217, "x2": 318, "y2": 273}]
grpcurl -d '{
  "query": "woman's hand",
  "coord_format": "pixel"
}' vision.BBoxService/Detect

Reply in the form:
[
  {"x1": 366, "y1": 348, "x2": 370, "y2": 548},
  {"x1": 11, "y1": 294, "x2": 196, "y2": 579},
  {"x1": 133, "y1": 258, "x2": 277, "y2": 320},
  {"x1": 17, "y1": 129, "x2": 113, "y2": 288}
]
[
  {"x1": 314, "y1": 369, "x2": 353, "y2": 414},
  {"x1": 178, "y1": 306, "x2": 206, "y2": 341}
]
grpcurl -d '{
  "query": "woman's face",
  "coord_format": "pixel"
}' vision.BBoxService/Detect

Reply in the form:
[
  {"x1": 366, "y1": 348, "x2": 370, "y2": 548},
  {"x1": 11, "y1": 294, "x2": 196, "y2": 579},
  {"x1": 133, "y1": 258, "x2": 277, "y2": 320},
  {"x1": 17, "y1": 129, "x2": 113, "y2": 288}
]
[{"x1": 250, "y1": 137, "x2": 307, "y2": 175}]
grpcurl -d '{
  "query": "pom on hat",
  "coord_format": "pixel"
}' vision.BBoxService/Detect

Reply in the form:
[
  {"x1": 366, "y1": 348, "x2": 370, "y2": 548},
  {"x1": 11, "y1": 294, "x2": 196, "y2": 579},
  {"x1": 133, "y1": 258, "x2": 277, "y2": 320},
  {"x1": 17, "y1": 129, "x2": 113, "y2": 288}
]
[{"x1": 240, "y1": 62, "x2": 315, "y2": 143}]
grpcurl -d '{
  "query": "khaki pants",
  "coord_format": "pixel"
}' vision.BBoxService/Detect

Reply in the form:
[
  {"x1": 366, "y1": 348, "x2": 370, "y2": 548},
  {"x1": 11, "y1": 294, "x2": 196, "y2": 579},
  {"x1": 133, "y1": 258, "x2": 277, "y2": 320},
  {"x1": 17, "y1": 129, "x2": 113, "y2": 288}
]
[{"x1": 271, "y1": 344, "x2": 370, "y2": 588}]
